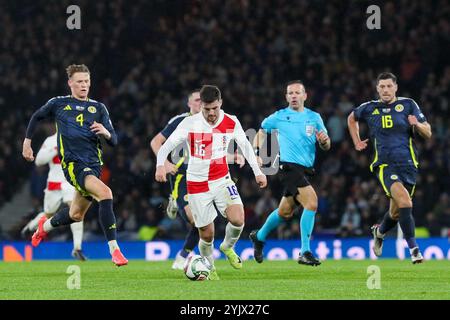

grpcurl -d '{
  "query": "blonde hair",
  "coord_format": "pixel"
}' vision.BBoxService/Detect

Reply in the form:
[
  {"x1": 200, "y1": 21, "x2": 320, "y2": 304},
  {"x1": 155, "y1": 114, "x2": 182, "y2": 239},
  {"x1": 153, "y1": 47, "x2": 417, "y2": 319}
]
[{"x1": 66, "y1": 64, "x2": 90, "y2": 78}]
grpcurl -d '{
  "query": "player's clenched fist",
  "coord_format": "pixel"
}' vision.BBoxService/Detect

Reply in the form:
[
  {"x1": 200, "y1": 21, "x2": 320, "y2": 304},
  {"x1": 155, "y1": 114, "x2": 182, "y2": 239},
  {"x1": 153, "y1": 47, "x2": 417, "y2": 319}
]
[
  {"x1": 408, "y1": 115, "x2": 418, "y2": 126},
  {"x1": 255, "y1": 174, "x2": 267, "y2": 188},
  {"x1": 354, "y1": 139, "x2": 369, "y2": 151},
  {"x1": 90, "y1": 121, "x2": 111, "y2": 139},
  {"x1": 22, "y1": 138, "x2": 35, "y2": 162},
  {"x1": 155, "y1": 165, "x2": 167, "y2": 182}
]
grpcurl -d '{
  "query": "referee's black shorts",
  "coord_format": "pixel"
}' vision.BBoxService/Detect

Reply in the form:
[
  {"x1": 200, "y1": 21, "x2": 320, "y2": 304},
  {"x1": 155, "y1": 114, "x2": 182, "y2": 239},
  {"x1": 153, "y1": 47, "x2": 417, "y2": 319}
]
[{"x1": 279, "y1": 162, "x2": 315, "y2": 199}]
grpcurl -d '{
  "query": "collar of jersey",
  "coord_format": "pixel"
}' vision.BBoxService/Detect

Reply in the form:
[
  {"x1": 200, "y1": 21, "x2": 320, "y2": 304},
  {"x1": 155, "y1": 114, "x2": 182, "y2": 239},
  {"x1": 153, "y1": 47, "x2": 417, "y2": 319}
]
[
  {"x1": 287, "y1": 106, "x2": 308, "y2": 114},
  {"x1": 377, "y1": 97, "x2": 398, "y2": 106},
  {"x1": 70, "y1": 95, "x2": 89, "y2": 102}
]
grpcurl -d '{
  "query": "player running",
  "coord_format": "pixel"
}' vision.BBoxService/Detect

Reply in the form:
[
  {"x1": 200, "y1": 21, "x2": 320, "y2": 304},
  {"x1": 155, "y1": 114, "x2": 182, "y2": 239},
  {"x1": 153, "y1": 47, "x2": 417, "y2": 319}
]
[
  {"x1": 22, "y1": 64, "x2": 128, "y2": 266},
  {"x1": 348, "y1": 72, "x2": 432, "y2": 264},
  {"x1": 155, "y1": 85, "x2": 267, "y2": 280},
  {"x1": 249, "y1": 80, "x2": 331, "y2": 266},
  {"x1": 150, "y1": 89, "x2": 202, "y2": 270},
  {"x1": 21, "y1": 131, "x2": 87, "y2": 261},
  {"x1": 151, "y1": 89, "x2": 245, "y2": 270}
]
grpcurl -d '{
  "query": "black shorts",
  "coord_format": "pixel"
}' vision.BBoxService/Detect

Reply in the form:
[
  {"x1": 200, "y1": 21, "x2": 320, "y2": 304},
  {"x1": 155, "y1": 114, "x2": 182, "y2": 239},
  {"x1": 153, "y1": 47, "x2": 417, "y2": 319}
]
[
  {"x1": 279, "y1": 162, "x2": 315, "y2": 199},
  {"x1": 63, "y1": 161, "x2": 101, "y2": 201},
  {"x1": 169, "y1": 173, "x2": 189, "y2": 223}
]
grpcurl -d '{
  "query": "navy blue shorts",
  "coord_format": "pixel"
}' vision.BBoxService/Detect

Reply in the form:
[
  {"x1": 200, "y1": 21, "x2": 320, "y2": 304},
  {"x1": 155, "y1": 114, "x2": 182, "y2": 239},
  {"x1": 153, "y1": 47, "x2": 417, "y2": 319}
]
[
  {"x1": 169, "y1": 173, "x2": 189, "y2": 223},
  {"x1": 374, "y1": 164, "x2": 417, "y2": 198},
  {"x1": 63, "y1": 161, "x2": 101, "y2": 201}
]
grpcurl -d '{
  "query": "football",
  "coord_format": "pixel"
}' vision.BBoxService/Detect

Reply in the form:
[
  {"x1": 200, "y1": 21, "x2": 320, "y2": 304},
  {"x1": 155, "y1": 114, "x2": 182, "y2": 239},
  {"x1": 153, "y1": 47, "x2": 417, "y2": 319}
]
[{"x1": 184, "y1": 255, "x2": 212, "y2": 281}]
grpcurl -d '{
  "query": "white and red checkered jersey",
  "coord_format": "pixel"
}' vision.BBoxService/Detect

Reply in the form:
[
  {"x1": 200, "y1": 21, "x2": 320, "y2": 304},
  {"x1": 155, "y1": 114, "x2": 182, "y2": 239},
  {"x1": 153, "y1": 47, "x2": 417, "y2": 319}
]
[
  {"x1": 35, "y1": 133, "x2": 65, "y2": 190},
  {"x1": 157, "y1": 111, "x2": 263, "y2": 194}
]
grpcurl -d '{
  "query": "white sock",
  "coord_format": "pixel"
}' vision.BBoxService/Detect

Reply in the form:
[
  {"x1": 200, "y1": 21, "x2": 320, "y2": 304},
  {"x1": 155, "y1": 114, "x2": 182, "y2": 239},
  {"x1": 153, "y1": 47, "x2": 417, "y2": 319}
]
[
  {"x1": 108, "y1": 240, "x2": 119, "y2": 254},
  {"x1": 27, "y1": 212, "x2": 46, "y2": 231},
  {"x1": 70, "y1": 221, "x2": 84, "y2": 250},
  {"x1": 199, "y1": 239, "x2": 214, "y2": 267},
  {"x1": 221, "y1": 222, "x2": 244, "y2": 250},
  {"x1": 43, "y1": 218, "x2": 55, "y2": 232}
]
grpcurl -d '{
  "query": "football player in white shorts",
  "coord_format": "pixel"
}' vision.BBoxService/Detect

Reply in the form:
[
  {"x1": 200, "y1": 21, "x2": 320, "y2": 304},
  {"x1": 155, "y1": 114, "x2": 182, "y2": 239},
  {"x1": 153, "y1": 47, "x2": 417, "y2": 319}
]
[
  {"x1": 156, "y1": 85, "x2": 267, "y2": 279},
  {"x1": 21, "y1": 132, "x2": 87, "y2": 261}
]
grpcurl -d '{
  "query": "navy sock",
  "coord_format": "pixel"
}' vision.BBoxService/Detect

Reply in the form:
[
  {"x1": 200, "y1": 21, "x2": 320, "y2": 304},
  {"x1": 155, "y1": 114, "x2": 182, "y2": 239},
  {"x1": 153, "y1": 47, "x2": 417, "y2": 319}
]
[
  {"x1": 398, "y1": 207, "x2": 417, "y2": 249},
  {"x1": 50, "y1": 207, "x2": 75, "y2": 227},
  {"x1": 180, "y1": 226, "x2": 199, "y2": 258},
  {"x1": 98, "y1": 199, "x2": 117, "y2": 241},
  {"x1": 379, "y1": 211, "x2": 398, "y2": 234}
]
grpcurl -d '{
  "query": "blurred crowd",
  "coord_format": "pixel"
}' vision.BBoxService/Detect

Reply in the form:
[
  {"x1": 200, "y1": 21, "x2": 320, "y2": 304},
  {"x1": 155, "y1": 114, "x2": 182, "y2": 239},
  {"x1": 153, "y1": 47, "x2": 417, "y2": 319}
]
[{"x1": 1, "y1": 0, "x2": 449, "y2": 241}]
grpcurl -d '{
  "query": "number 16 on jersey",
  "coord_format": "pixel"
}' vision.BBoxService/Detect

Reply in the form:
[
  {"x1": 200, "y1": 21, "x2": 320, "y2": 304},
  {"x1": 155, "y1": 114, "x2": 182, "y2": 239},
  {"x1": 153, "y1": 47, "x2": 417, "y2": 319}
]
[{"x1": 381, "y1": 115, "x2": 393, "y2": 128}]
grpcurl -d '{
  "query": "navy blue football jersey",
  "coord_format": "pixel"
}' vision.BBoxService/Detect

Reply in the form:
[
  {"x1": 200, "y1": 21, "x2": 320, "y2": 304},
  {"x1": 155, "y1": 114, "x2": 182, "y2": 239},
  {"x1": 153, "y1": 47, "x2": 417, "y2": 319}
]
[
  {"x1": 353, "y1": 97, "x2": 427, "y2": 170},
  {"x1": 26, "y1": 95, "x2": 117, "y2": 167}
]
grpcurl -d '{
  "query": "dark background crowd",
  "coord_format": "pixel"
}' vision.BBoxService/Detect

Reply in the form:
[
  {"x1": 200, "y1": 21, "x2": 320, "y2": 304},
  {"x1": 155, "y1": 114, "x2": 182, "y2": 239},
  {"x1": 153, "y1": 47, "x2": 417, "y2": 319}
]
[{"x1": 1, "y1": 0, "x2": 449, "y2": 242}]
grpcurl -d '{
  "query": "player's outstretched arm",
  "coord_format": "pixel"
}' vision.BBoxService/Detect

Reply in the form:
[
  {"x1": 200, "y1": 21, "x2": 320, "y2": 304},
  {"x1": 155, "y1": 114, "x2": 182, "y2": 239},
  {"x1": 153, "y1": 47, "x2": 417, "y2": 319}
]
[
  {"x1": 155, "y1": 122, "x2": 188, "y2": 182},
  {"x1": 347, "y1": 111, "x2": 368, "y2": 151},
  {"x1": 23, "y1": 100, "x2": 56, "y2": 162},
  {"x1": 150, "y1": 133, "x2": 178, "y2": 175}
]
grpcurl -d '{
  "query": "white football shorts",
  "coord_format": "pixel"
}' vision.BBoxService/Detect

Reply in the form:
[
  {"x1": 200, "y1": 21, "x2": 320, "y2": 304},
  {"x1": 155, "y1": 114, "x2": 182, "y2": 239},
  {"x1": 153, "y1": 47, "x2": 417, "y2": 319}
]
[
  {"x1": 188, "y1": 175, "x2": 243, "y2": 228},
  {"x1": 44, "y1": 181, "x2": 75, "y2": 214}
]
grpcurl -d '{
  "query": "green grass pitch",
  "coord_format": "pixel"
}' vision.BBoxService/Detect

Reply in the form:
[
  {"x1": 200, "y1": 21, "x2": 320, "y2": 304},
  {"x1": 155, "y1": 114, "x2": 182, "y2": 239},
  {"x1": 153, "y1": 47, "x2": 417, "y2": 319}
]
[{"x1": 0, "y1": 259, "x2": 449, "y2": 300}]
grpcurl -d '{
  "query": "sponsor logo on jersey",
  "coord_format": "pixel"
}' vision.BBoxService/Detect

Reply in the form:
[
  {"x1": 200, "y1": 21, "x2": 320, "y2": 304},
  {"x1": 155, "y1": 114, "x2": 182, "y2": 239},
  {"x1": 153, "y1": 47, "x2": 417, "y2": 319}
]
[
  {"x1": 305, "y1": 125, "x2": 314, "y2": 136},
  {"x1": 83, "y1": 168, "x2": 92, "y2": 172},
  {"x1": 390, "y1": 175, "x2": 398, "y2": 180},
  {"x1": 63, "y1": 105, "x2": 72, "y2": 111},
  {"x1": 372, "y1": 109, "x2": 380, "y2": 115},
  {"x1": 76, "y1": 106, "x2": 85, "y2": 111},
  {"x1": 382, "y1": 108, "x2": 391, "y2": 113},
  {"x1": 88, "y1": 106, "x2": 97, "y2": 113},
  {"x1": 394, "y1": 104, "x2": 404, "y2": 112}
]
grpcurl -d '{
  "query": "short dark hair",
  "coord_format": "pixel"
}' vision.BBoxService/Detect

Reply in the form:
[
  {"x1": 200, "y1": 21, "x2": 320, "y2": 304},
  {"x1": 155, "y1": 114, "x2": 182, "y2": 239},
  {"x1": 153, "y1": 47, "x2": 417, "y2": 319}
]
[
  {"x1": 188, "y1": 88, "x2": 201, "y2": 98},
  {"x1": 377, "y1": 72, "x2": 397, "y2": 84},
  {"x1": 287, "y1": 80, "x2": 304, "y2": 87},
  {"x1": 200, "y1": 85, "x2": 221, "y2": 103},
  {"x1": 66, "y1": 64, "x2": 90, "y2": 78}
]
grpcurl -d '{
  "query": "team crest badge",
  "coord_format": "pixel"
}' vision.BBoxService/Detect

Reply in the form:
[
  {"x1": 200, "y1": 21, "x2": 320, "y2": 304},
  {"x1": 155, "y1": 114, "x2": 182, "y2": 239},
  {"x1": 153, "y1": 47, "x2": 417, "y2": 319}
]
[
  {"x1": 390, "y1": 175, "x2": 398, "y2": 180},
  {"x1": 305, "y1": 125, "x2": 314, "y2": 137},
  {"x1": 394, "y1": 104, "x2": 404, "y2": 112},
  {"x1": 88, "y1": 106, "x2": 97, "y2": 113}
]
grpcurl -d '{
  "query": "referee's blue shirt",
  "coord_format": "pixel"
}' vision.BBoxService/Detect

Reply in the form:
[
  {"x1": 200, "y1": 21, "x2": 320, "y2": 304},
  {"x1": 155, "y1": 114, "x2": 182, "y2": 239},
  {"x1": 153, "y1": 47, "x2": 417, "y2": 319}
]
[{"x1": 261, "y1": 106, "x2": 327, "y2": 168}]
